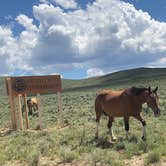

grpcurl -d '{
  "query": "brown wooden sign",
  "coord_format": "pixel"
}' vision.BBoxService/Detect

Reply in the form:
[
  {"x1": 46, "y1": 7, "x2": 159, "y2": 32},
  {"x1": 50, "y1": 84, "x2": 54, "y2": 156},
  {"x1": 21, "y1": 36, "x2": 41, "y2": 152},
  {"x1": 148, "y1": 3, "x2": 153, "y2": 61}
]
[
  {"x1": 6, "y1": 75, "x2": 62, "y2": 95},
  {"x1": 5, "y1": 75, "x2": 64, "y2": 130}
]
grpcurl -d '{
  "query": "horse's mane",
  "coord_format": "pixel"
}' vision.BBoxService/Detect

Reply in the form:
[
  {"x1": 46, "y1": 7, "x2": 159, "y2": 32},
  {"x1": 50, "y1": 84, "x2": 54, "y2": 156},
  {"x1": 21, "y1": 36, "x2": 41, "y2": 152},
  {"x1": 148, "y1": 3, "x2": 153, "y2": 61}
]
[{"x1": 129, "y1": 87, "x2": 148, "y2": 96}]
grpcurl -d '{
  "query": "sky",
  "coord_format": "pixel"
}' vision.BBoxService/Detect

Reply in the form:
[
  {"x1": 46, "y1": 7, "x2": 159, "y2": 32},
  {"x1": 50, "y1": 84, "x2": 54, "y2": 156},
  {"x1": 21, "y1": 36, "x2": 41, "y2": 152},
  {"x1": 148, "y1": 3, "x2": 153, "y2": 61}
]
[{"x1": 0, "y1": 0, "x2": 166, "y2": 79}]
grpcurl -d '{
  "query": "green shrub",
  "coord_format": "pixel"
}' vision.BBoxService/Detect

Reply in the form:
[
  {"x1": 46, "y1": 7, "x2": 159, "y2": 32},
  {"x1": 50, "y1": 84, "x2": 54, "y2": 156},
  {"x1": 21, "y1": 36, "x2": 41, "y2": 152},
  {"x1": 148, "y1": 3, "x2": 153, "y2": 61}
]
[
  {"x1": 57, "y1": 147, "x2": 78, "y2": 163},
  {"x1": 27, "y1": 150, "x2": 40, "y2": 166}
]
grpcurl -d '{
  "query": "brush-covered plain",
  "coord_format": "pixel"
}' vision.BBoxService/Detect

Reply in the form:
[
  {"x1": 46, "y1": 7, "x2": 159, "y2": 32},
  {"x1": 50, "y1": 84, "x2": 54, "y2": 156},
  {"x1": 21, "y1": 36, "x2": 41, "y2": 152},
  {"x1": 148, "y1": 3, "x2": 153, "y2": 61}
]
[{"x1": 0, "y1": 77, "x2": 166, "y2": 166}]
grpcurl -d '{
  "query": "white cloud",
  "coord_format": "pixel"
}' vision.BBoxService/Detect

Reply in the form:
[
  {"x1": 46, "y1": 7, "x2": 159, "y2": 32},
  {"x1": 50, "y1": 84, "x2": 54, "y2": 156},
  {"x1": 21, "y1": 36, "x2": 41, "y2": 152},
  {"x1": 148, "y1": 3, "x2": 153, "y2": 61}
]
[
  {"x1": 0, "y1": 0, "x2": 166, "y2": 77},
  {"x1": 33, "y1": 0, "x2": 166, "y2": 70},
  {"x1": 53, "y1": 0, "x2": 78, "y2": 9},
  {"x1": 86, "y1": 68, "x2": 104, "y2": 78},
  {"x1": 39, "y1": 0, "x2": 49, "y2": 4},
  {"x1": 0, "y1": 15, "x2": 38, "y2": 75},
  {"x1": 16, "y1": 14, "x2": 38, "y2": 32},
  {"x1": 0, "y1": 26, "x2": 18, "y2": 74},
  {"x1": 147, "y1": 57, "x2": 166, "y2": 67}
]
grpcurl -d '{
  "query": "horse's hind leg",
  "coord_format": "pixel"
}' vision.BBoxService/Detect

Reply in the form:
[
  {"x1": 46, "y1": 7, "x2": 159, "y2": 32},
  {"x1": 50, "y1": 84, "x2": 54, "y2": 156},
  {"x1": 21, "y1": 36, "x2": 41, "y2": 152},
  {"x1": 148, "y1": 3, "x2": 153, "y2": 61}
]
[
  {"x1": 28, "y1": 106, "x2": 33, "y2": 116},
  {"x1": 95, "y1": 108, "x2": 102, "y2": 139},
  {"x1": 107, "y1": 116, "x2": 117, "y2": 141}
]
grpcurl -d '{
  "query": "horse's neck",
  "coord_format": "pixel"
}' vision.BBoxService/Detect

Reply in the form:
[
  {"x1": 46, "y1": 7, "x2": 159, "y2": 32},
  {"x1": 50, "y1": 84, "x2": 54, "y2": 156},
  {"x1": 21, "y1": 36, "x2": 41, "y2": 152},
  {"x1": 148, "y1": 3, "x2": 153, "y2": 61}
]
[
  {"x1": 134, "y1": 94, "x2": 146, "y2": 109},
  {"x1": 140, "y1": 96, "x2": 146, "y2": 104}
]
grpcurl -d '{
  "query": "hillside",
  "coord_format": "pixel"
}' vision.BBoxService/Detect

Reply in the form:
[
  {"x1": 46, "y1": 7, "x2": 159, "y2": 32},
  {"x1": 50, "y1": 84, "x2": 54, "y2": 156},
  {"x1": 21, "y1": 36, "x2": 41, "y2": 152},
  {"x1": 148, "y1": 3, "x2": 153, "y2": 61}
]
[
  {"x1": 63, "y1": 67, "x2": 166, "y2": 91},
  {"x1": 1, "y1": 68, "x2": 166, "y2": 95}
]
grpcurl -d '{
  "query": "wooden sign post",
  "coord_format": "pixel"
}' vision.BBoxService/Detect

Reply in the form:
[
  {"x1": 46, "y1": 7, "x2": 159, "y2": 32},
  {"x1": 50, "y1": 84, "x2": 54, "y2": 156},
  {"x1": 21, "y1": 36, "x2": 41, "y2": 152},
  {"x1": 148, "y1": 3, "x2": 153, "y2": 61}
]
[
  {"x1": 37, "y1": 93, "x2": 42, "y2": 129},
  {"x1": 6, "y1": 78, "x2": 17, "y2": 130},
  {"x1": 18, "y1": 95, "x2": 24, "y2": 130},
  {"x1": 57, "y1": 92, "x2": 64, "y2": 127},
  {"x1": 23, "y1": 94, "x2": 30, "y2": 129},
  {"x1": 5, "y1": 75, "x2": 63, "y2": 130}
]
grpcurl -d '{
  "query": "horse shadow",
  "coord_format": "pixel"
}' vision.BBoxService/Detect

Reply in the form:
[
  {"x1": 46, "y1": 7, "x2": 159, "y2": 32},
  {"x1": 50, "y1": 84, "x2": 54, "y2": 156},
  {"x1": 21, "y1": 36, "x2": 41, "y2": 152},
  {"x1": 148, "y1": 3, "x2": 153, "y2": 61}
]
[
  {"x1": 86, "y1": 137, "x2": 116, "y2": 149},
  {"x1": 86, "y1": 135, "x2": 139, "y2": 149}
]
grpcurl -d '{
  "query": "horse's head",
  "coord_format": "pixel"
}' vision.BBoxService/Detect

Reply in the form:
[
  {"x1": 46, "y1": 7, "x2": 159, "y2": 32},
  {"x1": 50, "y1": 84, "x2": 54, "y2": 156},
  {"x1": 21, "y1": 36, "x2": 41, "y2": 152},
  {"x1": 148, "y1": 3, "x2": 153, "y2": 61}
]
[{"x1": 145, "y1": 86, "x2": 160, "y2": 117}]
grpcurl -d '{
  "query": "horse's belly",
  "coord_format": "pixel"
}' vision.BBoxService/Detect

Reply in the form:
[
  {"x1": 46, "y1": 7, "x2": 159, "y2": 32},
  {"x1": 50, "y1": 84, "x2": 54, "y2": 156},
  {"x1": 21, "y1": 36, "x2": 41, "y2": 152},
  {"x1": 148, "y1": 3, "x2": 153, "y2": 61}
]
[
  {"x1": 106, "y1": 109, "x2": 127, "y2": 117},
  {"x1": 104, "y1": 101, "x2": 131, "y2": 117}
]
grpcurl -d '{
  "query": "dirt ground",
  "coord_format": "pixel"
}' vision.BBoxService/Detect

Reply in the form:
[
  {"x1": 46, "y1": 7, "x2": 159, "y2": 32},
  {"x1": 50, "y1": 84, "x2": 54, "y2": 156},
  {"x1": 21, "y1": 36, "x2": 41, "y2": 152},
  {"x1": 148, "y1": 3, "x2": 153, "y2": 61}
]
[{"x1": 124, "y1": 154, "x2": 166, "y2": 166}]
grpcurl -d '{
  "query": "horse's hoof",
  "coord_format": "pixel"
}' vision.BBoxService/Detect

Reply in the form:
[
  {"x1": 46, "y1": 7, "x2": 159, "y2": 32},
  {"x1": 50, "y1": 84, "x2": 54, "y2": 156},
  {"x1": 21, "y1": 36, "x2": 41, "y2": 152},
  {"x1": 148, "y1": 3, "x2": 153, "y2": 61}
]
[{"x1": 111, "y1": 137, "x2": 117, "y2": 141}]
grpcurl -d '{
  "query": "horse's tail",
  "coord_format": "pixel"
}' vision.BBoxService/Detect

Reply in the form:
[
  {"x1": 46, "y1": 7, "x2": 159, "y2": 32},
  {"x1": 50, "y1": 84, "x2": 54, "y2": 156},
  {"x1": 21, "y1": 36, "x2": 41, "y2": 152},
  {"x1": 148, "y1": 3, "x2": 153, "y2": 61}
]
[{"x1": 95, "y1": 93, "x2": 107, "y2": 122}]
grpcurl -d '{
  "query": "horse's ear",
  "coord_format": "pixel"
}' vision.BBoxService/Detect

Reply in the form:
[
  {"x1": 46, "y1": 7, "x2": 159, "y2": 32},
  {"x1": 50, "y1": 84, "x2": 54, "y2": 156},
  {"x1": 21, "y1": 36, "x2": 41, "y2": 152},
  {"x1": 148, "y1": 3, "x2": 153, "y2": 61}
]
[
  {"x1": 153, "y1": 86, "x2": 158, "y2": 93},
  {"x1": 148, "y1": 87, "x2": 151, "y2": 94}
]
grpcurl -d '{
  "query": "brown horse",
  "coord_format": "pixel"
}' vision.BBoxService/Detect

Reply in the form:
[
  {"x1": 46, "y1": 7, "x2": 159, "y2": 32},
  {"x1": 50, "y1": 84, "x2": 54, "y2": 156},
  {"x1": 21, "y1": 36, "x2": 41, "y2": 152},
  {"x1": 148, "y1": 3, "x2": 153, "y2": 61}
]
[
  {"x1": 95, "y1": 86, "x2": 160, "y2": 141},
  {"x1": 22, "y1": 97, "x2": 38, "y2": 116},
  {"x1": 27, "y1": 97, "x2": 38, "y2": 116}
]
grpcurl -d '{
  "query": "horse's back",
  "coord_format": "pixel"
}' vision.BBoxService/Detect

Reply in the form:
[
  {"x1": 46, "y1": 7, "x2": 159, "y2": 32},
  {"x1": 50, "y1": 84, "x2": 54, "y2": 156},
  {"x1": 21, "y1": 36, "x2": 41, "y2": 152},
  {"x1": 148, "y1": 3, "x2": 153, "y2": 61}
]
[
  {"x1": 95, "y1": 89, "x2": 124, "y2": 108},
  {"x1": 30, "y1": 97, "x2": 38, "y2": 104},
  {"x1": 96, "y1": 89, "x2": 124, "y2": 99}
]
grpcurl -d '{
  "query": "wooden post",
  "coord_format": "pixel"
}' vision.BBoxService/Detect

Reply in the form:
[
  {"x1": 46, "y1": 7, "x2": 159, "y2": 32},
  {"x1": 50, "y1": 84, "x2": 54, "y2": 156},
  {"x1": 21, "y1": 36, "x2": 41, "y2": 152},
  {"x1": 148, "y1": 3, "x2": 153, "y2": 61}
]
[
  {"x1": 18, "y1": 95, "x2": 24, "y2": 130},
  {"x1": 57, "y1": 92, "x2": 64, "y2": 127},
  {"x1": 6, "y1": 77, "x2": 17, "y2": 130},
  {"x1": 37, "y1": 93, "x2": 42, "y2": 130},
  {"x1": 23, "y1": 94, "x2": 29, "y2": 129}
]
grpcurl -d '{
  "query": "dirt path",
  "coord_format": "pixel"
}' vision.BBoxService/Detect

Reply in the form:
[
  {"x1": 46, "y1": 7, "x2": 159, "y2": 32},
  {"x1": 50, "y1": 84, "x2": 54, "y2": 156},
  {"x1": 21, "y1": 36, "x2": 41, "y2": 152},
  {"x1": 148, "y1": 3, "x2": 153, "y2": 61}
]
[
  {"x1": 39, "y1": 157, "x2": 89, "y2": 166},
  {"x1": 3, "y1": 153, "x2": 166, "y2": 166},
  {"x1": 124, "y1": 154, "x2": 166, "y2": 166},
  {"x1": 124, "y1": 155, "x2": 147, "y2": 166}
]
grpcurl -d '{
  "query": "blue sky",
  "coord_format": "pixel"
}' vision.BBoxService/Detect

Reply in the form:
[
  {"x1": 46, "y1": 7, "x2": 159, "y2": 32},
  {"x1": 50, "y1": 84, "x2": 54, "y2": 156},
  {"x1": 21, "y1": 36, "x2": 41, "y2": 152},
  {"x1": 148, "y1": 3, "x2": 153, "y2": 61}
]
[
  {"x1": 123, "y1": 0, "x2": 166, "y2": 22},
  {"x1": 0, "y1": 0, "x2": 166, "y2": 79}
]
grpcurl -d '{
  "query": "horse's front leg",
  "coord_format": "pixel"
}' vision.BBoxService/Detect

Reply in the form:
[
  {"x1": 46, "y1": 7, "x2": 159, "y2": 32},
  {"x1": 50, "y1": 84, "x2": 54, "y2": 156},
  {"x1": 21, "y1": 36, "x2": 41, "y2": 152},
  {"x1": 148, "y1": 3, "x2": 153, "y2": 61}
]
[
  {"x1": 107, "y1": 116, "x2": 117, "y2": 141},
  {"x1": 133, "y1": 114, "x2": 146, "y2": 140},
  {"x1": 28, "y1": 106, "x2": 33, "y2": 116},
  {"x1": 124, "y1": 116, "x2": 129, "y2": 139}
]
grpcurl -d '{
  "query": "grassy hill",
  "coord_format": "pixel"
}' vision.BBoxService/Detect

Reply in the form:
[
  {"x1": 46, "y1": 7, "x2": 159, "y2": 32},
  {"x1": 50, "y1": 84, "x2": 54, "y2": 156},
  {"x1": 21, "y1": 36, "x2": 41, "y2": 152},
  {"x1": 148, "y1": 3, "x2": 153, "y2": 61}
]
[{"x1": 62, "y1": 67, "x2": 166, "y2": 91}]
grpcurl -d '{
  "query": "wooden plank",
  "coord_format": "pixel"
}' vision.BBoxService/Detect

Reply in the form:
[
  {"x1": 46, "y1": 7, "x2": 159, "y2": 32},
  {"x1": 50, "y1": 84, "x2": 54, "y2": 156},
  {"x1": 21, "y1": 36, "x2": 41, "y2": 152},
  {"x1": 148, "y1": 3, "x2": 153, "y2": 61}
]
[
  {"x1": 23, "y1": 94, "x2": 29, "y2": 129},
  {"x1": 18, "y1": 95, "x2": 24, "y2": 130},
  {"x1": 10, "y1": 75, "x2": 62, "y2": 95},
  {"x1": 12, "y1": 95, "x2": 17, "y2": 130},
  {"x1": 57, "y1": 92, "x2": 64, "y2": 127},
  {"x1": 6, "y1": 77, "x2": 17, "y2": 130},
  {"x1": 37, "y1": 93, "x2": 42, "y2": 130}
]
